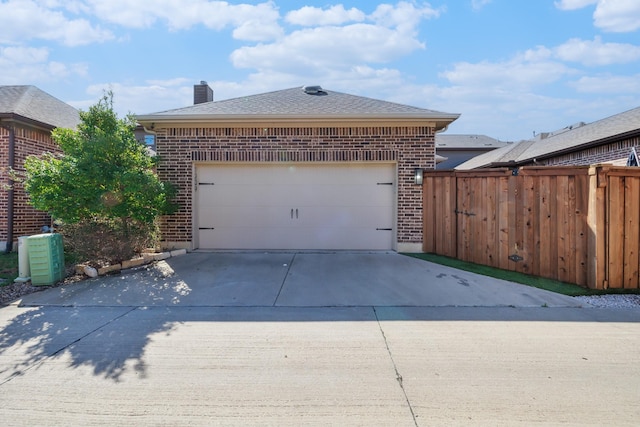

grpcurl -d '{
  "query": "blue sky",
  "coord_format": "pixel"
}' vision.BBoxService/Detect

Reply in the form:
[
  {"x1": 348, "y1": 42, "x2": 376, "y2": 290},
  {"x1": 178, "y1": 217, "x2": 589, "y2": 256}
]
[{"x1": 1, "y1": 0, "x2": 639, "y2": 141}]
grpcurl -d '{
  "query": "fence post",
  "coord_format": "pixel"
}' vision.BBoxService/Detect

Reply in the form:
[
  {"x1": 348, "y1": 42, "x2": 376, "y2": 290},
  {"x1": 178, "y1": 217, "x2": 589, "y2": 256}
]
[{"x1": 587, "y1": 166, "x2": 607, "y2": 289}]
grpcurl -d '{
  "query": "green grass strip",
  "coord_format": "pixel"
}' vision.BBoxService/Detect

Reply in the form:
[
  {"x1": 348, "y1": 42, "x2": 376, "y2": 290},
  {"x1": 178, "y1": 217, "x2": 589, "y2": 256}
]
[
  {"x1": 401, "y1": 253, "x2": 634, "y2": 297},
  {"x1": 0, "y1": 252, "x2": 18, "y2": 285}
]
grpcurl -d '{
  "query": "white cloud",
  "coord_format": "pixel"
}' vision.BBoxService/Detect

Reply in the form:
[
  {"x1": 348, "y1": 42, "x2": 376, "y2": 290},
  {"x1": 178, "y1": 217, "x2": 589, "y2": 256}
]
[
  {"x1": 233, "y1": 19, "x2": 284, "y2": 42},
  {"x1": 286, "y1": 5, "x2": 366, "y2": 26},
  {"x1": 231, "y1": 23, "x2": 425, "y2": 73},
  {"x1": 0, "y1": 46, "x2": 88, "y2": 84},
  {"x1": 556, "y1": 0, "x2": 640, "y2": 32},
  {"x1": 81, "y1": 82, "x2": 193, "y2": 115},
  {"x1": 0, "y1": 46, "x2": 49, "y2": 64},
  {"x1": 570, "y1": 74, "x2": 640, "y2": 93},
  {"x1": 554, "y1": 0, "x2": 597, "y2": 10},
  {"x1": 593, "y1": 0, "x2": 640, "y2": 32},
  {"x1": 554, "y1": 37, "x2": 640, "y2": 65},
  {"x1": 471, "y1": 0, "x2": 492, "y2": 11},
  {"x1": 369, "y1": 1, "x2": 441, "y2": 32},
  {"x1": 441, "y1": 50, "x2": 575, "y2": 90},
  {"x1": 146, "y1": 78, "x2": 192, "y2": 87},
  {"x1": 0, "y1": 0, "x2": 113, "y2": 46},
  {"x1": 83, "y1": 0, "x2": 282, "y2": 41},
  {"x1": 231, "y1": 2, "x2": 437, "y2": 75}
]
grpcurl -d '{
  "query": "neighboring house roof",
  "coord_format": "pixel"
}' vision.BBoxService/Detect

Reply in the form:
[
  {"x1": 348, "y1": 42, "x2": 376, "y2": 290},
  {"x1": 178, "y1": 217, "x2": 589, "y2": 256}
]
[
  {"x1": 456, "y1": 106, "x2": 640, "y2": 169},
  {"x1": 0, "y1": 85, "x2": 80, "y2": 130},
  {"x1": 137, "y1": 86, "x2": 459, "y2": 130},
  {"x1": 521, "y1": 106, "x2": 640, "y2": 162},
  {"x1": 435, "y1": 154, "x2": 448, "y2": 163},
  {"x1": 436, "y1": 134, "x2": 508, "y2": 150},
  {"x1": 455, "y1": 140, "x2": 534, "y2": 170}
]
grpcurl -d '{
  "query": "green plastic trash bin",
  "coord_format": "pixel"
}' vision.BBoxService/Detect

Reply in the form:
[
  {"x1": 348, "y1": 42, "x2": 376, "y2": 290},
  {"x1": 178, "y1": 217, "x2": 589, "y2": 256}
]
[{"x1": 27, "y1": 233, "x2": 65, "y2": 286}]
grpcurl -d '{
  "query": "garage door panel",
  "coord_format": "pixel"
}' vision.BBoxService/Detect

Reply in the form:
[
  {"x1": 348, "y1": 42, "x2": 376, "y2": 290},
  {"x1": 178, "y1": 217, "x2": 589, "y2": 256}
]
[
  {"x1": 292, "y1": 227, "x2": 392, "y2": 250},
  {"x1": 201, "y1": 227, "x2": 392, "y2": 250},
  {"x1": 199, "y1": 166, "x2": 296, "y2": 185},
  {"x1": 291, "y1": 184, "x2": 392, "y2": 207},
  {"x1": 196, "y1": 163, "x2": 395, "y2": 250},
  {"x1": 200, "y1": 227, "x2": 300, "y2": 250},
  {"x1": 198, "y1": 185, "x2": 293, "y2": 207},
  {"x1": 199, "y1": 206, "x2": 293, "y2": 228},
  {"x1": 295, "y1": 206, "x2": 392, "y2": 228}
]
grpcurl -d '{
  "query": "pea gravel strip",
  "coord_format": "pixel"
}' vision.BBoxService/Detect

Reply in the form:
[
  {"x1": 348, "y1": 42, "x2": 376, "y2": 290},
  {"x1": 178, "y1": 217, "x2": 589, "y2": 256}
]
[{"x1": 574, "y1": 294, "x2": 640, "y2": 309}]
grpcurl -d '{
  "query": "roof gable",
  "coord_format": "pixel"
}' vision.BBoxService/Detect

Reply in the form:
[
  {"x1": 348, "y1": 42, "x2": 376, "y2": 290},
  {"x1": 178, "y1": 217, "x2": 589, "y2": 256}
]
[{"x1": 0, "y1": 85, "x2": 80, "y2": 129}]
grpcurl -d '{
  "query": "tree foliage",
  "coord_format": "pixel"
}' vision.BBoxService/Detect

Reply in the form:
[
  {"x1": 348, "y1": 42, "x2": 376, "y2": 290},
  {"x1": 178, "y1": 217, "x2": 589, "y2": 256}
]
[{"x1": 23, "y1": 92, "x2": 176, "y2": 262}]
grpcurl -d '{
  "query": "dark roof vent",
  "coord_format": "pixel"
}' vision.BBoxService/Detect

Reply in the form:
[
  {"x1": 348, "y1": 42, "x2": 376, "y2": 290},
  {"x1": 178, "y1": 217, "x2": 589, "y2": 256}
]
[{"x1": 302, "y1": 85, "x2": 326, "y2": 95}]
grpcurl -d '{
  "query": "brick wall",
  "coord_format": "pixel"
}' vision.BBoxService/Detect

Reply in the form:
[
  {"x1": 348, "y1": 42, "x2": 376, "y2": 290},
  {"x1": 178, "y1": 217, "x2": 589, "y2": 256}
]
[
  {"x1": 156, "y1": 125, "x2": 435, "y2": 249},
  {"x1": 0, "y1": 129, "x2": 8, "y2": 242},
  {"x1": 0, "y1": 124, "x2": 60, "y2": 247}
]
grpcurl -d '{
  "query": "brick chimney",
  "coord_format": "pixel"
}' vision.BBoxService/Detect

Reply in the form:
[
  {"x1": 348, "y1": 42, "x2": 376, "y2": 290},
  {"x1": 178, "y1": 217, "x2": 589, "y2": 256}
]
[{"x1": 194, "y1": 81, "x2": 213, "y2": 105}]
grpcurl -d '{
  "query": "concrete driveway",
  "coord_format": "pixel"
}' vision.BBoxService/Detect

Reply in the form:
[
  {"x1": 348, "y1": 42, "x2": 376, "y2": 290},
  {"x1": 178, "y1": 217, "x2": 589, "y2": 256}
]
[
  {"x1": 18, "y1": 251, "x2": 582, "y2": 308},
  {"x1": 2, "y1": 252, "x2": 640, "y2": 426}
]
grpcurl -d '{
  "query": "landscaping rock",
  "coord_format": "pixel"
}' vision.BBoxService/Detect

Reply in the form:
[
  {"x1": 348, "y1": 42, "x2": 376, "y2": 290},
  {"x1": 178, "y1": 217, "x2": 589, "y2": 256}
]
[
  {"x1": 83, "y1": 265, "x2": 98, "y2": 278},
  {"x1": 170, "y1": 249, "x2": 187, "y2": 257},
  {"x1": 122, "y1": 257, "x2": 145, "y2": 269},
  {"x1": 98, "y1": 264, "x2": 121, "y2": 276},
  {"x1": 154, "y1": 252, "x2": 171, "y2": 261}
]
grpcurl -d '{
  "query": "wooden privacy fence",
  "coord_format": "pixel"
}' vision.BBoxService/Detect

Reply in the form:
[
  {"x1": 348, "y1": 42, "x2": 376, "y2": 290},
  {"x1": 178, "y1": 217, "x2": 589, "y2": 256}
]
[{"x1": 423, "y1": 166, "x2": 640, "y2": 289}]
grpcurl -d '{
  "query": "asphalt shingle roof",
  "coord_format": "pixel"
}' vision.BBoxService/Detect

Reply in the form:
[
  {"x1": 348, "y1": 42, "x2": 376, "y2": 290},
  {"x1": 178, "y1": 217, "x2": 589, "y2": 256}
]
[
  {"x1": 520, "y1": 106, "x2": 640, "y2": 162},
  {"x1": 0, "y1": 85, "x2": 80, "y2": 129},
  {"x1": 456, "y1": 106, "x2": 640, "y2": 169},
  {"x1": 139, "y1": 86, "x2": 459, "y2": 120},
  {"x1": 455, "y1": 140, "x2": 534, "y2": 170}
]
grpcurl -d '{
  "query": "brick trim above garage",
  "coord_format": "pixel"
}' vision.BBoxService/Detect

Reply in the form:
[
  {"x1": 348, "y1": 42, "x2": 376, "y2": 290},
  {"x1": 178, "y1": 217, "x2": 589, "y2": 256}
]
[{"x1": 191, "y1": 149, "x2": 397, "y2": 163}]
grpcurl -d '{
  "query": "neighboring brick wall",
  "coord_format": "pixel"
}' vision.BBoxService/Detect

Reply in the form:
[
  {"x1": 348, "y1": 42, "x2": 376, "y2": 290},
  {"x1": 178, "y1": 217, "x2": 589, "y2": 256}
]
[
  {"x1": 0, "y1": 125, "x2": 60, "y2": 247},
  {"x1": 534, "y1": 136, "x2": 640, "y2": 166},
  {"x1": 13, "y1": 126, "x2": 60, "y2": 237},
  {"x1": 0, "y1": 128, "x2": 8, "y2": 242},
  {"x1": 156, "y1": 125, "x2": 435, "y2": 249}
]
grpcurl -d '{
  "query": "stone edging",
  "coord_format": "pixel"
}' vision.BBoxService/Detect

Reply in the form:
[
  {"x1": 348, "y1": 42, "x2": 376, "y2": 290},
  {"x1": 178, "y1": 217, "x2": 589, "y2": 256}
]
[{"x1": 75, "y1": 249, "x2": 188, "y2": 278}]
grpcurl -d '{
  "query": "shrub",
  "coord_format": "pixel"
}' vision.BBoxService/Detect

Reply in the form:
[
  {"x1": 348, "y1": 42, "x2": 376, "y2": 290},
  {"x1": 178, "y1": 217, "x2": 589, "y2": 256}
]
[{"x1": 23, "y1": 92, "x2": 176, "y2": 264}]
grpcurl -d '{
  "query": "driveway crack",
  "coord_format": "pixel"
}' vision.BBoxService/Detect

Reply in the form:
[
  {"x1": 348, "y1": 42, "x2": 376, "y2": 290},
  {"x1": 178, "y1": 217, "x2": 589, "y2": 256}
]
[{"x1": 373, "y1": 306, "x2": 419, "y2": 427}]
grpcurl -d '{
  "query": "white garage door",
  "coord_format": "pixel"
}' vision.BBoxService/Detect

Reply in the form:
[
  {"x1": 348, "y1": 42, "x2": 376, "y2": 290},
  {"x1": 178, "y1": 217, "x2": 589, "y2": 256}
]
[{"x1": 196, "y1": 163, "x2": 395, "y2": 250}]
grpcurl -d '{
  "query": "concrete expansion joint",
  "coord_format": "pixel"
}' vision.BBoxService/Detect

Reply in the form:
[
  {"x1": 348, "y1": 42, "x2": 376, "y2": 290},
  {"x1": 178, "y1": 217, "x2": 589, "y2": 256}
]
[
  {"x1": 273, "y1": 253, "x2": 296, "y2": 306},
  {"x1": 372, "y1": 306, "x2": 419, "y2": 427},
  {"x1": 0, "y1": 306, "x2": 139, "y2": 387}
]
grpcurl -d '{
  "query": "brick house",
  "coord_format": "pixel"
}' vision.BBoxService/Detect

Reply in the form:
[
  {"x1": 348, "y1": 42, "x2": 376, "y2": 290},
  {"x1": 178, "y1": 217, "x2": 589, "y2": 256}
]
[
  {"x1": 456, "y1": 106, "x2": 640, "y2": 169},
  {"x1": 0, "y1": 86, "x2": 80, "y2": 251},
  {"x1": 137, "y1": 84, "x2": 459, "y2": 252}
]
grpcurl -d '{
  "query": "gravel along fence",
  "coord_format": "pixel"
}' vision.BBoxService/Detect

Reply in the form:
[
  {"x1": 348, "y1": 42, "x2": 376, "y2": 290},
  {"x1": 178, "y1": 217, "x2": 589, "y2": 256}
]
[{"x1": 574, "y1": 294, "x2": 640, "y2": 309}]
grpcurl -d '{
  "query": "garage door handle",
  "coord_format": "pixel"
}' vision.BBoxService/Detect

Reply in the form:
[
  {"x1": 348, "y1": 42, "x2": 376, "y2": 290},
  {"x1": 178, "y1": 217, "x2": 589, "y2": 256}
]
[
  {"x1": 296, "y1": 208, "x2": 298, "y2": 219},
  {"x1": 291, "y1": 209, "x2": 294, "y2": 219}
]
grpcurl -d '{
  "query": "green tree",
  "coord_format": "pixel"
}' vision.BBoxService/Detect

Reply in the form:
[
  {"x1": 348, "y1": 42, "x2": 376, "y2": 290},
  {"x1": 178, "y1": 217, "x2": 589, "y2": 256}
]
[{"x1": 23, "y1": 92, "x2": 176, "y2": 263}]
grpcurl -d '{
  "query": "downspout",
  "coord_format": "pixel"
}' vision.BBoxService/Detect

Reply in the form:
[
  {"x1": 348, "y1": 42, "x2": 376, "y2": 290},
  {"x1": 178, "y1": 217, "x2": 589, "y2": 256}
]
[{"x1": 4, "y1": 123, "x2": 15, "y2": 252}]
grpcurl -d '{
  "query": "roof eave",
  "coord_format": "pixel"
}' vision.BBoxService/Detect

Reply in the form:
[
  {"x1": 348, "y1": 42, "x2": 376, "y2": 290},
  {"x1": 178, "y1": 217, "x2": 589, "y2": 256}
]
[
  {"x1": 136, "y1": 113, "x2": 460, "y2": 130},
  {"x1": 0, "y1": 113, "x2": 56, "y2": 132}
]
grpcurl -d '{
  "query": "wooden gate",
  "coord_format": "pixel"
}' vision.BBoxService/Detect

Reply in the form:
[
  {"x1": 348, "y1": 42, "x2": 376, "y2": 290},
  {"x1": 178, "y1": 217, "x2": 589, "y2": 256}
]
[{"x1": 423, "y1": 166, "x2": 640, "y2": 289}]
